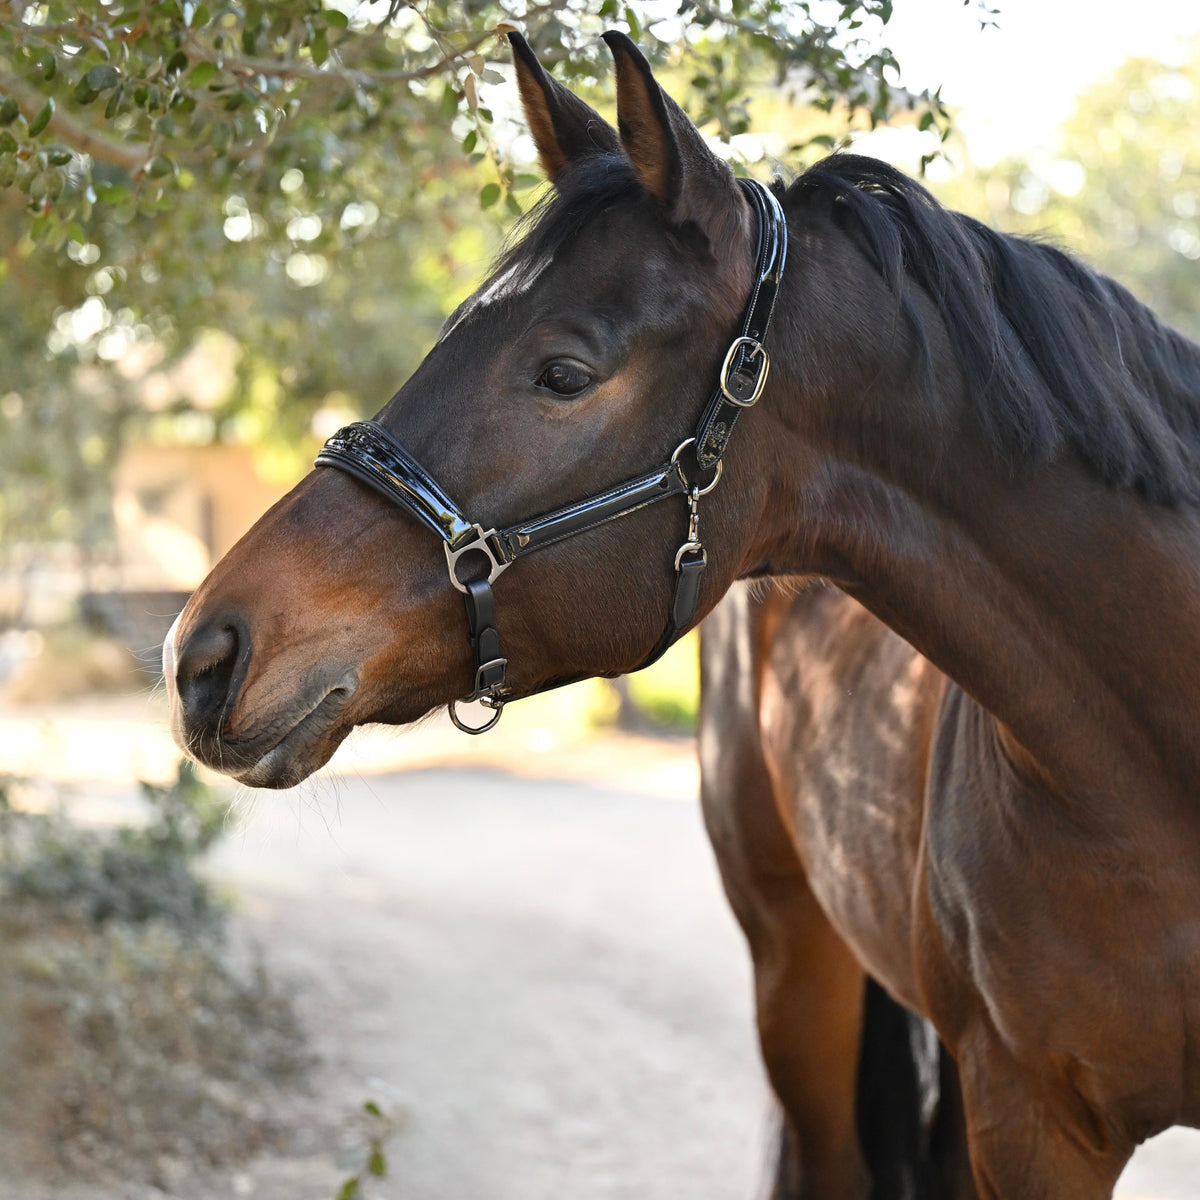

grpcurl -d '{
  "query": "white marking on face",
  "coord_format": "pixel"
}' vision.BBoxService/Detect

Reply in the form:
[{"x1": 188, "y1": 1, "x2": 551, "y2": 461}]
[
  {"x1": 162, "y1": 611, "x2": 182, "y2": 703},
  {"x1": 438, "y1": 256, "x2": 550, "y2": 343}
]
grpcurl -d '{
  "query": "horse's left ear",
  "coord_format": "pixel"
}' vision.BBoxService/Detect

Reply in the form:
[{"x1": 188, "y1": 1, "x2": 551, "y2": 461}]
[
  {"x1": 601, "y1": 30, "x2": 742, "y2": 239},
  {"x1": 509, "y1": 31, "x2": 620, "y2": 181}
]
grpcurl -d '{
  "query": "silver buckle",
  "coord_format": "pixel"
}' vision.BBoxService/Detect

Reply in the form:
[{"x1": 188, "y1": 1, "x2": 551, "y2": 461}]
[
  {"x1": 444, "y1": 524, "x2": 510, "y2": 593},
  {"x1": 472, "y1": 658, "x2": 508, "y2": 698},
  {"x1": 719, "y1": 336, "x2": 769, "y2": 407}
]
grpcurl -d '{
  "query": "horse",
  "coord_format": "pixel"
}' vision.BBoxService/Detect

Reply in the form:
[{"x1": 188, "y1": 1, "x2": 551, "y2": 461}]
[{"x1": 162, "y1": 31, "x2": 1200, "y2": 1199}]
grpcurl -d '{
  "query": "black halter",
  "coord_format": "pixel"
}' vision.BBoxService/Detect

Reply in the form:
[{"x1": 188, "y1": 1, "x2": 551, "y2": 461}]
[{"x1": 315, "y1": 178, "x2": 788, "y2": 733}]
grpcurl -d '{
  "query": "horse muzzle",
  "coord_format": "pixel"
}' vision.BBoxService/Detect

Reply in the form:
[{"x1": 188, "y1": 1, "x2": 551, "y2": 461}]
[{"x1": 163, "y1": 609, "x2": 360, "y2": 788}]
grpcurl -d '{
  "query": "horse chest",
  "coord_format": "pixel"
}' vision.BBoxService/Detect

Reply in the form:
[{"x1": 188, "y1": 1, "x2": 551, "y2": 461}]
[{"x1": 921, "y1": 738, "x2": 1200, "y2": 1132}]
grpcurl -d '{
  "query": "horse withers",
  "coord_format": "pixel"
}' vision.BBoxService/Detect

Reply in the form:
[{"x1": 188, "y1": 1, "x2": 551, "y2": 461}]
[{"x1": 164, "y1": 33, "x2": 1200, "y2": 1200}]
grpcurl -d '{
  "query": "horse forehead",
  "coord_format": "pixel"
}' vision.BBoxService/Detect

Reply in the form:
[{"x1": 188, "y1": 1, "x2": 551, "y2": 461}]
[{"x1": 438, "y1": 255, "x2": 553, "y2": 344}]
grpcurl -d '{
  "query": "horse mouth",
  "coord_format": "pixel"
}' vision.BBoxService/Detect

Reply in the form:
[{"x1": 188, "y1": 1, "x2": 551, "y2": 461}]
[{"x1": 178, "y1": 679, "x2": 358, "y2": 789}]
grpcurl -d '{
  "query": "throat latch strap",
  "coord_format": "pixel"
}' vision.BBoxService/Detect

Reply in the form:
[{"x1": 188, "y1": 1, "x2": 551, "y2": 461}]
[{"x1": 694, "y1": 179, "x2": 789, "y2": 470}]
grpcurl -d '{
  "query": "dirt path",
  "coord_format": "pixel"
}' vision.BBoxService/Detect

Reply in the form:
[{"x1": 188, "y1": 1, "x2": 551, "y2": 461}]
[{"x1": 204, "y1": 765, "x2": 770, "y2": 1200}]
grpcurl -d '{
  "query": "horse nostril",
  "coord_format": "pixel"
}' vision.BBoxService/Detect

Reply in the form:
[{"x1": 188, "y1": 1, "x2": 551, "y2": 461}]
[{"x1": 175, "y1": 619, "x2": 245, "y2": 725}]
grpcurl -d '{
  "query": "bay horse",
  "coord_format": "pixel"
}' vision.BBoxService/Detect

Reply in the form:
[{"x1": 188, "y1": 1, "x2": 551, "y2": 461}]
[{"x1": 162, "y1": 32, "x2": 1200, "y2": 1200}]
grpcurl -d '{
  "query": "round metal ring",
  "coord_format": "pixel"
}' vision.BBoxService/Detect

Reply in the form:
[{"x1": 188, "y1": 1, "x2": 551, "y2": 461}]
[
  {"x1": 448, "y1": 697, "x2": 504, "y2": 734},
  {"x1": 670, "y1": 438, "x2": 724, "y2": 495}
]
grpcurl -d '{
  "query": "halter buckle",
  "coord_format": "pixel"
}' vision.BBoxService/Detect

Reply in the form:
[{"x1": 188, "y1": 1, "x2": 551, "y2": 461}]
[
  {"x1": 719, "y1": 336, "x2": 769, "y2": 407},
  {"x1": 445, "y1": 525, "x2": 510, "y2": 593}
]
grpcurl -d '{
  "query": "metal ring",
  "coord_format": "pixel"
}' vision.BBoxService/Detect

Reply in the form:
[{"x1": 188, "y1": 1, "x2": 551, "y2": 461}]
[
  {"x1": 670, "y1": 438, "x2": 724, "y2": 495},
  {"x1": 448, "y1": 696, "x2": 504, "y2": 734}
]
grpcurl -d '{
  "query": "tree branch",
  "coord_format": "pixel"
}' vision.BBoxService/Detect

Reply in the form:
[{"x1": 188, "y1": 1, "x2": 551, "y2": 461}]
[{"x1": 0, "y1": 75, "x2": 151, "y2": 170}]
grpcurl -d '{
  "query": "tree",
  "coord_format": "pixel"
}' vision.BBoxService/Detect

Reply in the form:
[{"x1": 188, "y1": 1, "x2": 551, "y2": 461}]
[
  {"x1": 941, "y1": 45, "x2": 1200, "y2": 343},
  {"x1": 0, "y1": 0, "x2": 959, "y2": 569}
]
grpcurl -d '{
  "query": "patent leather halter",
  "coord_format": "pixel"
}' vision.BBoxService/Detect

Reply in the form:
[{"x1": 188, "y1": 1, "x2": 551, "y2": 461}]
[{"x1": 315, "y1": 178, "x2": 788, "y2": 732}]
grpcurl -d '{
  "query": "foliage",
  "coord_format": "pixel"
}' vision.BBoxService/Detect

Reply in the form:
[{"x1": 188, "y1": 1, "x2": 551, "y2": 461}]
[
  {"x1": 1, "y1": 0, "x2": 947, "y2": 249},
  {"x1": 939, "y1": 45, "x2": 1200, "y2": 342},
  {"x1": 0, "y1": 765, "x2": 312, "y2": 1184},
  {"x1": 0, "y1": 917, "x2": 311, "y2": 1180},
  {"x1": 0, "y1": 0, "x2": 959, "y2": 556},
  {"x1": 334, "y1": 1100, "x2": 398, "y2": 1200},
  {"x1": 0, "y1": 759, "x2": 229, "y2": 931}
]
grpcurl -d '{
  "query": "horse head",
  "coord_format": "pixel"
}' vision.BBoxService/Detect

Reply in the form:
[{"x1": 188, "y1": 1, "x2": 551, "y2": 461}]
[{"x1": 165, "y1": 34, "x2": 787, "y2": 786}]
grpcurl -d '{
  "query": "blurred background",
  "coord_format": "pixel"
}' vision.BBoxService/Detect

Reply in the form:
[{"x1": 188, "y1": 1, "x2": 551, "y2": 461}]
[{"x1": 1, "y1": 0, "x2": 1198, "y2": 1196}]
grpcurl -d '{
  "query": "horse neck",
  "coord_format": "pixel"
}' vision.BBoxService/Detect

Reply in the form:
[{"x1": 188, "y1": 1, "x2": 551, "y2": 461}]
[{"x1": 745, "y1": 224, "x2": 1200, "y2": 805}]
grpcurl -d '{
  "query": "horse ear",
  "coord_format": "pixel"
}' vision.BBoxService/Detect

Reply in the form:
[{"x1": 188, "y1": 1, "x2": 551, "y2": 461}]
[
  {"x1": 601, "y1": 30, "x2": 741, "y2": 236},
  {"x1": 508, "y1": 32, "x2": 620, "y2": 181}
]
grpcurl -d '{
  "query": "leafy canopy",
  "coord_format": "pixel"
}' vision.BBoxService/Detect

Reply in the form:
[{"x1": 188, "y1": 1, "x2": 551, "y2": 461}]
[{"x1": 0, "y1": 0, "x2": 959, "y2": 559}]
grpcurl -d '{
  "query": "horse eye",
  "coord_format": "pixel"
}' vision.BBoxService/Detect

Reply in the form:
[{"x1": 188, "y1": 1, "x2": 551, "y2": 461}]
[{"x1": 536, "y1": 361, "x2": 592, "y2": 397}]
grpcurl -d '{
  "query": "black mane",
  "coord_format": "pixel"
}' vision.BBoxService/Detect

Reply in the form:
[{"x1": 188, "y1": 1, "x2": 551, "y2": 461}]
[{"x1": 789, "y1": 155, "x2": 1200, "y2": 504}]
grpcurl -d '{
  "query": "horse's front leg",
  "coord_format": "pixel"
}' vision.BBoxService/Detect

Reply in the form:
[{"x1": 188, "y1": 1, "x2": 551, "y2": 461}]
[
  {"x1": 700, "y1": 593, "x2": 871, "y2": 1199},
  {"x1": 702, "y1": 765, "x2": 872, "y2": 1200},
  {"x1": 954, "y1": 1026, "x2": 1130, "y2": 1200}
]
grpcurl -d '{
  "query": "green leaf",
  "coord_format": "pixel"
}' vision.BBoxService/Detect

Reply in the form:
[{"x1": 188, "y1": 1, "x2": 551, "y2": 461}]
[
  {"x1": 0, "y1": 157, "x2": 16, "y2": 188},
  {"x1": 40, "y1": 51, "x2": 56, "y2": 82},
  {"x1": 94, "y1": 181, "x2": 131, "y2": 203},
  {"x1": 325, "y1": 10, "x2": 349, "y2": 29},
  {"x1": 367, "y1": 1146, "x2": 386, "y2": 1177},
  {"x1": 104, "y1": 86, "x2": 124, "y2": 119},
  {"x1": 47, "y1": 148, "x2": 72, "y2": 165},
  {"x1": 188, "y1": 59, "x2": 219, "y2": 85},
  {"x1": 0, "y1": 97, "x2": 19, "y2": 126},
  {"x1": 479, "y1": 182, "x2": 501, "y2": 209},
  {"x1": 310, "y1": 31, "x2": 329, "y2": 66},
  {"x1": 0, "y1": 131, "x2": 16, "y2": 155},
  {"x1": 145, "y1": 155, "x2": 174, "y2": 178},
  {"x1": 167, "y1": 50, "x2": 189, "y2": 75},
  {"x1": 74, "y1": 78, "x2": 99, "y2": 105},
  {"x1": 336, "y1": 1179, "x2": 361, "y2": 1200},
  {"x1": 27, "y1": 98, "x2": 54, "y2": 137},
  {"x1": 86, "y1": 63, "x2": 121, "y2": 92},
  {"x1": 461, "y1": 129, "x2": 477, "y2": 153},
  {"x1": 362, "y1": 1101, "x2": 383, "y2": 1117}
]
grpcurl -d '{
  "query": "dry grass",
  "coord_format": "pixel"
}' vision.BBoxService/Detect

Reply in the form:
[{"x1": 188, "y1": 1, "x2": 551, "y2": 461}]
[{"x1": 0, "y1": 769, "x2": 315, "y2": 1189}]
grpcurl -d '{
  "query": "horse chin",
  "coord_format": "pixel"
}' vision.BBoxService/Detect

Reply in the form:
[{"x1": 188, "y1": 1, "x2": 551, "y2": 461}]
[{"x1": 174, "y1": 676, "x2": 359, "y2": 790}]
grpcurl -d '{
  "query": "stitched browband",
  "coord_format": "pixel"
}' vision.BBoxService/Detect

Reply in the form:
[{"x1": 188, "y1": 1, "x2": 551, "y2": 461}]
[{"x1": 315, "y1": 178, "x2": 788, "y2": 733}]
